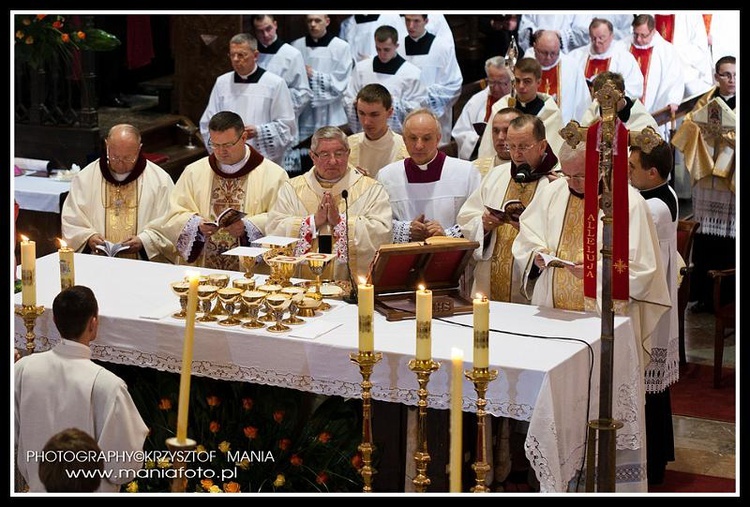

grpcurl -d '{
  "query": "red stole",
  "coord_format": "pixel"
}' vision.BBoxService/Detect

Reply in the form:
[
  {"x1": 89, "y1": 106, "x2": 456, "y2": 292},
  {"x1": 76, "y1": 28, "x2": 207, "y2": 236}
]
[
  {"x1": 584, "y1": 57, "x2": 610, "y2": 82},
  {"x1": 485, "y1": 95, "x2": 499, "y2": 122},
  {"x1": 540, "y1": 65, "x2": 560, "y2": 104},
  {"x1": 583, "y1": 119, "x2": 629, "y2": 304},
  {"x1": 630, "y1": 45, "x2": 653, "y2": 104},
  {"x1": 654, "y1": 14, "x2": 675, "y2": 42}
]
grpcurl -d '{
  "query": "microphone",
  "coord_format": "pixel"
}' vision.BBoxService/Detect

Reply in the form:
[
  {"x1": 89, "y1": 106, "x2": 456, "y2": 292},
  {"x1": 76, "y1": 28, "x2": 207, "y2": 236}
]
[
  {"x1": 513, "y1": 163, "x2": 532, "y2": 183},
  {"x1": 341, "y1": 190, "x2": 359, "y2": 304}
]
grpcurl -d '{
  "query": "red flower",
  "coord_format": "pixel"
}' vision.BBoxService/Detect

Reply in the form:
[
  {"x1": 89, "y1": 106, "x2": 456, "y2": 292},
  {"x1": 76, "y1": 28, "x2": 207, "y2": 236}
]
[
  {"x1": 290, "y1": 454, "x2": 303, "y2": 467},
  {"x1": 223, "y1": 481, "x2": 241, "y2": 493},
  {"x1": 278, "y1": 438, "x2": 292, "y2": 451},
  {"x1": 158, "y1": 398, "x2": 172, "y2": 411},
  {"x1": 351, "y1": 453, "x2": 362, "y2": 470},
  {"x1": 242, "y1": 397, "x2": 254, "y2": 411},
  {"x1": 243, "y1": 426, "x2": 258, "y2": 440},
  {"x1": 51, "y1": 20, "x2": 62, "y2": 29},
  {"x1": 206, "y1": 395, "x2": 221, "y2": 407},
  {"x1": 316, "y1": 471, "x2": 329, "y2": 485},
  {"x1": 317, "y1": 431, "x2": 332, "y2": 444},
  {"x1": 76, "y1": 31, "x2": 85, "y2": 40},
  {"x1": 60, "y1": 33, "x2": 69, "y2": 43},
  {"x1": 273, "y1": 410, "x2": 285, "y2": 423},
  {"x1": 209, "y1": 421, "x2": 221, "y2": 433}
]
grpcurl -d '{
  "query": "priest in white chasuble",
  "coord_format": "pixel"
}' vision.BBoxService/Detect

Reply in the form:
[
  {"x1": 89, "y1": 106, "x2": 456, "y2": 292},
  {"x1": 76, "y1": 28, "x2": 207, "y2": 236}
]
[
  {"x1": 266, "y1": 126, "x2": 392, "y2": 282},
  {"x1": 61, "y1": 124, "x2": 177, "y2": 263},
  {"x1": 156, "y1": 111, "x2": 289, "y2": 271}
]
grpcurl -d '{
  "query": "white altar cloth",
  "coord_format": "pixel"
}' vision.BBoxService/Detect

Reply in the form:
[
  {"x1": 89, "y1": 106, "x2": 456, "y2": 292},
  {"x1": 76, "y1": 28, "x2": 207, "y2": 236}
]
[
  {"x1": 13, "y1": 173, "x2": 71, "y2": 213},
  {"x1": 13, "y1": 253, "x2": 647, "y2": 492}
]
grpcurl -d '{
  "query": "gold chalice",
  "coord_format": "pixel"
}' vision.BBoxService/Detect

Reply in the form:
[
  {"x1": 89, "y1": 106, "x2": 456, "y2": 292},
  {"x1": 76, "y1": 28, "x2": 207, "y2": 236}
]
[
  {"x1": 257, "y1": 284, "x2": 282, "y2": 322},
  {"x1": 240, "y1": 255, "x2": 258, "y2": 279},
  {"x1": 265, "y1": 294, "x2": 292, "y2": 333},
  {"x1": 217, "y1": 287, "x2": 243, "y2": 326},
  {"x1": 233, "y1": 278, "x2": 256, "y2": 318},
  {"x1": 305, "y1": 253, "x2": 336, "y2": 311},
  {"x1": 240, "y1": 290, "x2": 267, "y2": 329},
  {"x1": 270, "y1": 256, "x2": 301, "y2": 287},
  {"x1": 296, "y1": 297, "x2": 322, "y2": 318},
  {"x1": 196, "y1": 284, "x2": 220, "y2": 322},
  {"x1": 281, "y1": 287, "x2": 306, "y2": 325},
  {"x1": 171, "y1": 281, "x2": 191, "y2": 319},
  {"x1": 207, "y1": 274, "x2": 230, "y2": 315}
]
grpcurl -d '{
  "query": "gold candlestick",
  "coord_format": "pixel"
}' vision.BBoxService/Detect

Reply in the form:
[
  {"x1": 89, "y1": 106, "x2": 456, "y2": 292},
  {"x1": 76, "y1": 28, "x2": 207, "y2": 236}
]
[
  {"x1": 408, "y1": 358, "x2": 441, "y2": 492},
  {"x1": 14, "y1": 304, "x2": 45, "y2": 355},
  {"x1": 165, "y1": 437, "x2": 197, "y2": 492},
  {"x1": 465, "y1": 367, "x2": 499, "y2": 493},
  {"x1": 350, "y1": 350, "x2": 383, "y2": 493}
]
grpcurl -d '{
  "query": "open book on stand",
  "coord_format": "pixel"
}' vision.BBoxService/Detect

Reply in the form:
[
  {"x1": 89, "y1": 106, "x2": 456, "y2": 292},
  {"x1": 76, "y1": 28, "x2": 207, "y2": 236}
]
[
  {"x1": 485, "y1": 199, "x2": 525, "y2": 223},
  {"x1": 96, "y1": 240, "x2": 129, "y2": 257},
  {"x1": 206, "y1": 208, "x2": 247, "y2": 228}
]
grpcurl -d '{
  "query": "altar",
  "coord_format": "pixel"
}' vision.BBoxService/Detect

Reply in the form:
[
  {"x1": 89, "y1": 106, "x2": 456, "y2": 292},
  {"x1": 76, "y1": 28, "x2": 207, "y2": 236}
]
[{"x1": 13, "y1": 253, "x2": 648, "y2": 493}]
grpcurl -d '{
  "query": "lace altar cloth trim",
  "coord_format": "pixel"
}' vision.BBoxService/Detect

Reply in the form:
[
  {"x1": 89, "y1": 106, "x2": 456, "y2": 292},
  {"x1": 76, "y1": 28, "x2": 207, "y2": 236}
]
[{"x1": 692, "y1": 184, "x2": 736, "y2": 238}]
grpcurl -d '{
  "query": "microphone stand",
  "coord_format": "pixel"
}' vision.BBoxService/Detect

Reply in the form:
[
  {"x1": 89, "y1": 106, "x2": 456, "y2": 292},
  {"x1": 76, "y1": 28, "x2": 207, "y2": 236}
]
[{"x1": 341, "y1": 189, "x2": 359, "y2": 304}]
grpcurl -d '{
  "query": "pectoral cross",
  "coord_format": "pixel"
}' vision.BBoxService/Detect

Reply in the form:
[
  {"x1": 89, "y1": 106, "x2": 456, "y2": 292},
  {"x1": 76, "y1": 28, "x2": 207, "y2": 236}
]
[{"x1": 113, "y1": 188, "x2": 125, "y2": 216}]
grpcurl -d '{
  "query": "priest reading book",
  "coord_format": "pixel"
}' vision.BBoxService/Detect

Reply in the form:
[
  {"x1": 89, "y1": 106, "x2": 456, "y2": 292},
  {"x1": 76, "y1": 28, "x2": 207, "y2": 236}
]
[
  {"x1": 95, "y1": 240, "x2": 130, "y2": 257},
  {"x1": 485, "y1": 199, "x2": 525, "y2": 223},
  {"x1": 206, "y1": 208, "x2": 247, "y2": 228}
]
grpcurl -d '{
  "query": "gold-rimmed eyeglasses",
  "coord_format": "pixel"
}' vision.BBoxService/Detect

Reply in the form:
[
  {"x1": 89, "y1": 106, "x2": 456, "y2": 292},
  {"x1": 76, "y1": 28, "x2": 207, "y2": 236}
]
[
  {"x1": 554, "y1": 170, "x2": 585, "y2": 182},
  {"x1": 311, "y1": 149, "x2": 349, "y2": 161},
  {"x1": 208, "y1": 136, "x2": 244, "y2": 150},
  {"x1": 504, "y1": 141, "x2": 541, "y2": 154},
  {"x1": 106, "y1": 151, "x2": 139, "y2": 165}
]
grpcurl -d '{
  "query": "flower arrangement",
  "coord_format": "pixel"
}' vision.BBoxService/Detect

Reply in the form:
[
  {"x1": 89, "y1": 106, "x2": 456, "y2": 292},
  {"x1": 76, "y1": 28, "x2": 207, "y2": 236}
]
[
  {"x1": 14, "y1": 14, "x2": 120, "y2": 69},
  {"x1": 109, "y1": 364, "x2": 368, "y2": 493}
]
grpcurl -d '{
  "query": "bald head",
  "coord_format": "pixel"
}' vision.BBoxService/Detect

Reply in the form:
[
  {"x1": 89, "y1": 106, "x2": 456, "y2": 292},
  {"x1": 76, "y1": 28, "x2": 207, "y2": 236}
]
[{"x1": 402, "y1": 108, "x2": 441, "y2": 165}]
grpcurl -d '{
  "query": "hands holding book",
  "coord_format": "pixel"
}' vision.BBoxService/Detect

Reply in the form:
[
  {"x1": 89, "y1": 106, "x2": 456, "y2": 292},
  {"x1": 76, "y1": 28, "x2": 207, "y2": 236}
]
[
  {"x1": 483, "y1": 199, "x2": 526, "y2": 232},
  {"x1": 201, "y1": 208, "x2": 247, "y2": 238}
]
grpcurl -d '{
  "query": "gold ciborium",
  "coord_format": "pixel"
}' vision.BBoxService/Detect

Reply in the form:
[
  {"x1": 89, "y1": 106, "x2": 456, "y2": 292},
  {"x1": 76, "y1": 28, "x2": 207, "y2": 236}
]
[
  {"x1": 303, "y1": 252, "x2": 336, "y2": 311},
  {"x1": 265, "y1": 294, "x2": 292, "y2": 333},
  {"x1": 171, "y1": 281, "x2": 191, "y2": 319},
  {"x1": 197, "y1": 284, "x2": 220, "y2": 322},
  {"x1": 281, "y1": 287, "x2": 306, "y2": 325},
  {"x1": 296, "y1": 297, "x2": 322, "y2": 318},
  {"x1": 217, "y1": 287, "x2": 243, "y2": 326},
  {"x1": 262, "y1": 243, "x2": 295, "y2": 285},
  {"x1": 257, "y1": 283, "x2": 282, "y2": 322},
  {"x1": 240, "y1": 290, "x2": 267, "y2": 329}
]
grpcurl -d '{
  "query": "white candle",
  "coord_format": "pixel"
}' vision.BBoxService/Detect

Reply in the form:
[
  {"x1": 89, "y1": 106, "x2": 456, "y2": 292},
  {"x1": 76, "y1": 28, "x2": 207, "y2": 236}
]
[
  {"x1": 473, "y1": 294, "x2": 490, "y2": 369},
  {"x1": 415, "y1": 285, "x2": 432, "y2": 361},
  {"x1": 58, "y1": 239, "x2": 75, "y2": 290},
  {"x1": 358, "y1": 277, "x2": 374, "y2": 353},
  {"x1": 450, "y1": 347, "x2": 464, "y2": 492},
  {"x1": 176, "y1": 270, "x2": 200, "y2": 443},
  {"x1": 20, "y1": 235, "x2": 36, "y2": 306}
]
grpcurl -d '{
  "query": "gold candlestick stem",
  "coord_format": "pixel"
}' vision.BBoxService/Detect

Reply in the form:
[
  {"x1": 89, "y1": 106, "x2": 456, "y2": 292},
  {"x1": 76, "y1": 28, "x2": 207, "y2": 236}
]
[
  {"x1": 465, "y1": 367, "x2": 498, "y2": 493},
  {"x1": 15, "y1": 304, "x2": 45, "y2": 355},
  {"x1": 408, "y1": 358, "x2": 441, "y2": 492},
  {"x1": 350, "y1": 351, "x2": 383, "y2": 492},
  {"x1": 165, "y1": 437, "x2": 197, "y2": 492}
]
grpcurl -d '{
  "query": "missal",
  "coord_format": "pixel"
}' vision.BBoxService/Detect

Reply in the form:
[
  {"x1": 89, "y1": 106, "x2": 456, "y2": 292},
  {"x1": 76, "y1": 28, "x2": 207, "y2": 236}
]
[
  {"x1": 96, "y1": 240, "x2": 129, "y2": 257},
  {"x1": 206, "y1": 208, "x2": 247, "y2": 228},
  {"x1": 485, "y1": 199, "x2": 525, "y2": 223},
  {"x1": 539, "y1": 252, "x2": 576, "y2": 269}
]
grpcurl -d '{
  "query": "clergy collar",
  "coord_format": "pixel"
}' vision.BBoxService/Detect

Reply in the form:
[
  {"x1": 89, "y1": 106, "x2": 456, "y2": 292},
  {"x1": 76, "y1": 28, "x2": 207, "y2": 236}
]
[
  {"x1": 258, "y1": 38, "x2": 284, "y2": 54},
  {"x1": 404, "y1": 151, "x2": 446, "y2": 183},
  {"x1": 516, "y1": 95, "x2": 544, "y2": 116},
  {"x1": 208, "y1": 145, "x2": 264, "y2": 178},
  {"x1": 617, "y1": 96, "x2": 634, "y2": 122},
  {"x1": 510, "y1": 144, "x2": 558, "y2": 182},
  {"x1": 373, "y1": 54, "x2": 406, "y2": 75},
  {"x1": 404, "y1": 32, "x2": 435, "y2": 55},
  {"x1": 631, "y1": 41, "x2": 654, "y2": 50},
  {"x1": 588, "y1": 46, "x2": 614, "y2": 59},
  {"x1": 313, "y1": 171, "x2": 344, "y2": 187},
  {"x1": 355, "y1": 15, "x2": 380, "y2": 23},
  {"x1": 640, "y1": 180, "x2": 677, "y2": 221},
  {"x1": 99, "y1": 153, "x2": 147, "y2": 185},
  {"x1": 570, "y1": 178, "x2": 604, "y2": 199},
  {"x1": 234, "y1": 66, "x2": 264, "y2": 83},
  {"x1": 540, "y1": 58, "x2": 561, "y2": 71},
  {"x1": 306, "y1": 30, "x2": 334, "y2": 47}
]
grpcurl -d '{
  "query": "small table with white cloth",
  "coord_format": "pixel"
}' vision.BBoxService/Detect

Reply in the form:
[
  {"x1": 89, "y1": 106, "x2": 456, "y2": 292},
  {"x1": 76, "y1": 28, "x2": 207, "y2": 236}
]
[
  {"x1": 13, "y1": 172, "x2": 71, "y2": 257},
  {"x1": 13, "y1": 253, "x2": 648, "y2": 492}
]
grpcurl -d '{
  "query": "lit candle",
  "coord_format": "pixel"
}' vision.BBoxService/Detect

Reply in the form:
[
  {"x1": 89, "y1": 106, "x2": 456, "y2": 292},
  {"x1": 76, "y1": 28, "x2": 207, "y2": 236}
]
[
  {"x1": 473, "y1": 294, "x2": 490, "y2": 369},
  {"x1": 415, "y1": 285, "x2": 432, "y2": 361},
  {"x1": 450, "y1": 347, "x2": 464, "y2": 492},
  {"x1": 176, "y1": 270, "x2": 200, "y2": 443},
  {"x1": 20, "y1": 235, "x2": 36, "y2": 307},
  {"x1": 58, "y1": 238, "x2": 75, "y2": 291},
  {"x1": 358, "y1": 276, "x2": 374, "y2": 353}
]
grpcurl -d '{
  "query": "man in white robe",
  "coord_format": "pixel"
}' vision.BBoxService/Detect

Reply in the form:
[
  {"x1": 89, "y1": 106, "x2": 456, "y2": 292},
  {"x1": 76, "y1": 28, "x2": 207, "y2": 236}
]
[
  {"x1": 400, "y1": 15, "x2": 463, "y2": 142},
  {"x1": 377, "y1": 109, "x2": 480, "y2": 244},
  {"x1": 451, "y1": 56, "x2": 514, "y2": 161},
  {"x1": 477, "y1": 58, "x2": 564, "y2": 158},
  {"x1": 15, "y1": 286, "x2": 148, "y2": 492},
  {"x1": 526, "y1": 29, "x2": 591, "y2": 124},
  {"x1": 470, "y1": 106, "x2": 520, "y2": 178},
  {"x1": 253, "y1": 15, "x2": 313, "y2": 175},
  {"x1": 569, "y1": 17, "x2": 644, "y2": 100},
  {"x1": 61, "y1": 124, "x2": 176, "y2": 263},
  {"x1": 339, "y1": 13, "x2": 408, "y2": 62},
  {"x1": 347, "y1": 83, "x2": 408, "y2": 179},
  {"x1": 628, "y1": 140, "x2": 680, "y2": 485},
  {"x1": 267, "y1": 126, "x2": 392, "y2": 282},
  {"x1": 291, "y1": 15, "x2": 353, "y2": 145},
  {"x1": 580, "y1": 71, "x2": 660, "y2": 135},
  {"x1": 157, "y1": 111, "x2": 289, "y2": 271},
  {"x1": 344, "y1": 24, "x2": 429, "y2": 135},
  {"x1": 200, "y1": 32, "x2": 296, "y2": 168},
  {"x1": 517, "y1": 14, "x2": 592, "y2": 54},
  {"x1": 458, "y1": 113, "x2": 556, "y2": 303}
]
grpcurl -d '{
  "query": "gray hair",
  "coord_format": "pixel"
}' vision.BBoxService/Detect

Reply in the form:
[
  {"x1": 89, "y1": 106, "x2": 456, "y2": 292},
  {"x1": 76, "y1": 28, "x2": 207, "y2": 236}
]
[
  {"x1": 310, "y1": 126, "x2": 349, "y2": 152},
  {"x1": 230, "y1": 33, "x2": 258, "y2": 51}
]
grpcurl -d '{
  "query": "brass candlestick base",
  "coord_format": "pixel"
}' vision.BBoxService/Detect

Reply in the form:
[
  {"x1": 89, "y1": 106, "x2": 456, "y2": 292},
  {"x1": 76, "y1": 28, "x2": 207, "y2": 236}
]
[
  {"x1": 408, "y1": 358, "x2": 441, "y2": 492},
  {"x1": 465, "y1": 367, "x2": 499, "y2": 493},
  {"x1": 350, "y1": 351, "x2": 383, "y2": 493},
  {"x1": 165, "y1": 437, "x2": 197, "y2": 492},
  {"x1": 15, "y1": 304, "x2": 45, "y2": 355}
]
